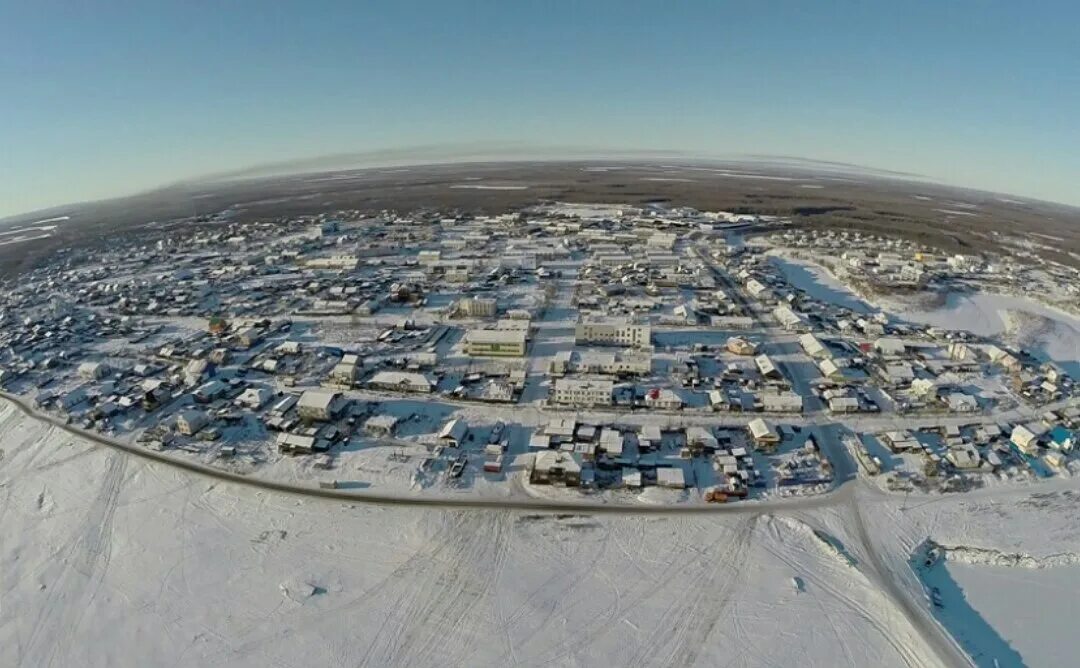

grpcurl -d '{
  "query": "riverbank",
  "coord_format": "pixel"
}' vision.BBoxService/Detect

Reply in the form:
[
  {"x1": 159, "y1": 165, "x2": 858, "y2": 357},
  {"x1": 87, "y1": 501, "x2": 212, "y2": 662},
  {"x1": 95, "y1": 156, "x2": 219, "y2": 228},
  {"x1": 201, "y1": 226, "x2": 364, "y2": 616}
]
[{"x1": 768, "y1": 248, "x2": 1080, "y2": 375}]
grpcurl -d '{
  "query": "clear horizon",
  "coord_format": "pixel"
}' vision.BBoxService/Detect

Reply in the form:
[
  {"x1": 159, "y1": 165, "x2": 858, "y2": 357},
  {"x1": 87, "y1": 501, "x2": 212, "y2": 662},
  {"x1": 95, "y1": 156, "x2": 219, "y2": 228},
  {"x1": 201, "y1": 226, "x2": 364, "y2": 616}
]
[{"x1": 2, "y1": 1, "x2": 1078, "y2": 218}]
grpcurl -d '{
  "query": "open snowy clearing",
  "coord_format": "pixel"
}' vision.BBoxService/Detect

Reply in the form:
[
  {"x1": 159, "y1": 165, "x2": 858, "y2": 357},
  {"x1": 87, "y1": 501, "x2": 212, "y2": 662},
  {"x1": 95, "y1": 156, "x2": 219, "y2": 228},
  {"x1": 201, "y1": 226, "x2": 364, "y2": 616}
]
[{"x1": 1, "y1": 400, "x2": 955, "y2": 668}]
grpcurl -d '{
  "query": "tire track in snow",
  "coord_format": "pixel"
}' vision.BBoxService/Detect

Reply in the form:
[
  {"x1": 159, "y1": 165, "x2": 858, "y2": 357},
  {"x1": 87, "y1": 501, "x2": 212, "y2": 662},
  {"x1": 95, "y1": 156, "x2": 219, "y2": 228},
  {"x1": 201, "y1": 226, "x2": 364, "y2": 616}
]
[
  {"x1": 355, "y1": 511, "x2": 512, "y2": 668},
  {"x1": 669, "y1": 516, "x2": 756, "y2": 667},
  {"x1": 759, "y1": 515, "x2": 925, "y2": 668},
  {"x1": 19, "y1": 451, "x2": 127, "y2": 668},
  {"x1": 626, "y1": 517, "x2": 755, "y2": 667}
]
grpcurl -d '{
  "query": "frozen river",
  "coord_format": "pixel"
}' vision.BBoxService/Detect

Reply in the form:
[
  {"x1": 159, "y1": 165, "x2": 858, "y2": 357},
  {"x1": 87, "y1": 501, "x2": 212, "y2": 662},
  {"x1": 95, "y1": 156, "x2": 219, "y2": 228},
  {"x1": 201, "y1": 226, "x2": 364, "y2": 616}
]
[
  {"x1": 923, "y1": 560, "x2": 1080, "y2": 667},
  {"x1": 771, "y1": 255, "x2": 1080, "y2": 376},
  {"x1": 769, "y1": 255, "x2": 875, "y2": 314},
  {"x1": 904, "y1": 292, "x2": 1080, "y2": 376}
]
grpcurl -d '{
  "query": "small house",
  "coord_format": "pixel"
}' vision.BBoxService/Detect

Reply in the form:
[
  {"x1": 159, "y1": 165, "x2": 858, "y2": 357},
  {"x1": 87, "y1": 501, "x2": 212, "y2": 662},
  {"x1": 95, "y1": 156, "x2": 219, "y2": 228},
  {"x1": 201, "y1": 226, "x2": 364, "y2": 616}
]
[
  {"x1": 364, "y1": 414, "x2": 399, "y2": 437},
  {"x1": 438, "y1": 419, "x2": 468, "y2": 447},
  {"x1": 748, "y1": 418, "x2": 780, "y2": 447},
  {"x1": 530, "y1": 451, "x2": 583, "y2": 486},
  {"x1": 176, "y1": 410, "x2": 210, "y2": 436},
  {"x1": 297, "y1": 389, "x2": 340, "y2": 422}
]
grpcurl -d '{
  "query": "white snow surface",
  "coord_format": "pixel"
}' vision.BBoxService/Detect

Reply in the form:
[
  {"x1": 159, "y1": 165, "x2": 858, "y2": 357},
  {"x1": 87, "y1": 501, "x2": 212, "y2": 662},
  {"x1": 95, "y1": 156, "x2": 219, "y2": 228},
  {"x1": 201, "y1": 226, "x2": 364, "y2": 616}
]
[{"x1": 1, "y1": 400, "x2": 953, "y2": 668}]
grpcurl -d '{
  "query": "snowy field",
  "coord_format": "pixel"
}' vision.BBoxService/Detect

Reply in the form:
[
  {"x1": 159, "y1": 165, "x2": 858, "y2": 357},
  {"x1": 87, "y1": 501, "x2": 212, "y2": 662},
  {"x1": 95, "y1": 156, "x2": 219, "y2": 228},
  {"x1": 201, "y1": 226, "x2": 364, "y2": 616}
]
[{"x1": 1, "y1": 399, "x2": 963, "y2": 668}]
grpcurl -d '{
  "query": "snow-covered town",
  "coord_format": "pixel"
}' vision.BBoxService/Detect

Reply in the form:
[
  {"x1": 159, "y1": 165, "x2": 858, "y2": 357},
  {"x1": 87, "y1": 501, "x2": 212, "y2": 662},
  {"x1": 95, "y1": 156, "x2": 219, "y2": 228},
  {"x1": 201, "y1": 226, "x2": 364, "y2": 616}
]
[
  {"x1": 2, "y1": 201, "x2": 1077, "y2": 506},
  {"x1": 8, "y1": 5, "x2": 1080, "y2": 665}
]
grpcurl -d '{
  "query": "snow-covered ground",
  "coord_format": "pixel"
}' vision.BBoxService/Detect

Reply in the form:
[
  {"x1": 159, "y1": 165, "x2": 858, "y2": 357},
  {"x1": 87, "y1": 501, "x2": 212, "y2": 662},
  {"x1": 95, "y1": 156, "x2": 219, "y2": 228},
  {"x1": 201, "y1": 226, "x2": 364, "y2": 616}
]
[{"x1": 1, "y1": 399, "x2": 963, "y2": 668}]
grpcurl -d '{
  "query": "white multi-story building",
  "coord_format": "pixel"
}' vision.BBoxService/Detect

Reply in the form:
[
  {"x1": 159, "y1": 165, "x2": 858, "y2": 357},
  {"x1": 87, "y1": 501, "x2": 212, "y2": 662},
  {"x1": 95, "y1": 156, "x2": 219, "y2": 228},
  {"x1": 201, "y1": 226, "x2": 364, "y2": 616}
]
[
  {"x1": 464, "y1": 328, "x2": 527, "y2": 357},
  {"x1": 443, "y1": 262, "x2": 473, "y2": 283},
  {"x1": 551, "y1": 378, "x2": 614, "y2": 407},
  {"x1": 577, "y1": 350, "x2": 652, "y2": 376},
  {"x1": 457, "y1": 297, "x2": 497, "y2": 318},
  {"x1": 329, "y1": 353, "x2": 359, "y2": 386},
  {"x1": 899, "y1": 264, "x2": 925, "y2": 284},
  {"x1": 575, "y1": 316, "x2": 651, "y2": 349}
]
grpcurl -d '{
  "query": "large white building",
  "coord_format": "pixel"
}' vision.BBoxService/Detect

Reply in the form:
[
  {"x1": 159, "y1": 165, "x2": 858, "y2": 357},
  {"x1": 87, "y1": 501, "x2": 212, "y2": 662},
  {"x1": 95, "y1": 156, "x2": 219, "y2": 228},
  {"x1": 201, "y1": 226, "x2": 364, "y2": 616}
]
[
  {"x1": 550, "y1": 350, "x2": 652, "y2": 376},
  {"x1": 762, "y1": 391, "x2": 804, "y2": 413},
  {"x1": 417, "y1": 250, "x2": 441, "y2": 266},
  {"x1": 464, "y1": 328, "x2": 527, "y2": 357},
  {"x1": 575, "y1": 316, "x2": 651, "y2": 349},
  {"x1": 551, "y1": 378, "x2": 614, "y2": 407},
  {"x1": 457, "y1": 296, "x2": 497, "y2": 318},
  {"x1": 329, "y1": 353, "x2": 359, "y2": 386}
]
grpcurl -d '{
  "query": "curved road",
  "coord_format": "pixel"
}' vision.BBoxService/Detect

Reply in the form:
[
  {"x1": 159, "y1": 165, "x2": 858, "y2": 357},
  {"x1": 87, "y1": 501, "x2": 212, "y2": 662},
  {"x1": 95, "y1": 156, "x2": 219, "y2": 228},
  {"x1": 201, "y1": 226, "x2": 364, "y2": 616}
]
[
  {"x1": 1, "y1": 390, "x2": 973, "y2": 667},
  {"x1": 0, "y1": 390, "x2": 848, "y2": 515}
]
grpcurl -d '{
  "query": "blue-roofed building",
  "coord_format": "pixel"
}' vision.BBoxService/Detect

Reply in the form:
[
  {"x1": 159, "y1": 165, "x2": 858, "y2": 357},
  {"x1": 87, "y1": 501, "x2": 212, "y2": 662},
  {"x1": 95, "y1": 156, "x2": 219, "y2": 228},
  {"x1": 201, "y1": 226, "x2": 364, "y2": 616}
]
[{"x1": 1048, "y1": 426, "x2": 1075, "y2": 452}]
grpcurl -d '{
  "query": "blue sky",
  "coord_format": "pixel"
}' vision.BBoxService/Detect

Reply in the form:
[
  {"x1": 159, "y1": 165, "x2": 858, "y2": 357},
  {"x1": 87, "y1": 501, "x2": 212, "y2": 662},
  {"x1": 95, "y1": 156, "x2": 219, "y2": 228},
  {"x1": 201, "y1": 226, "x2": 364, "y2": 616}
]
[{"x1": 1, "y1": 1, "x2": 1078, "y2": 217}]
